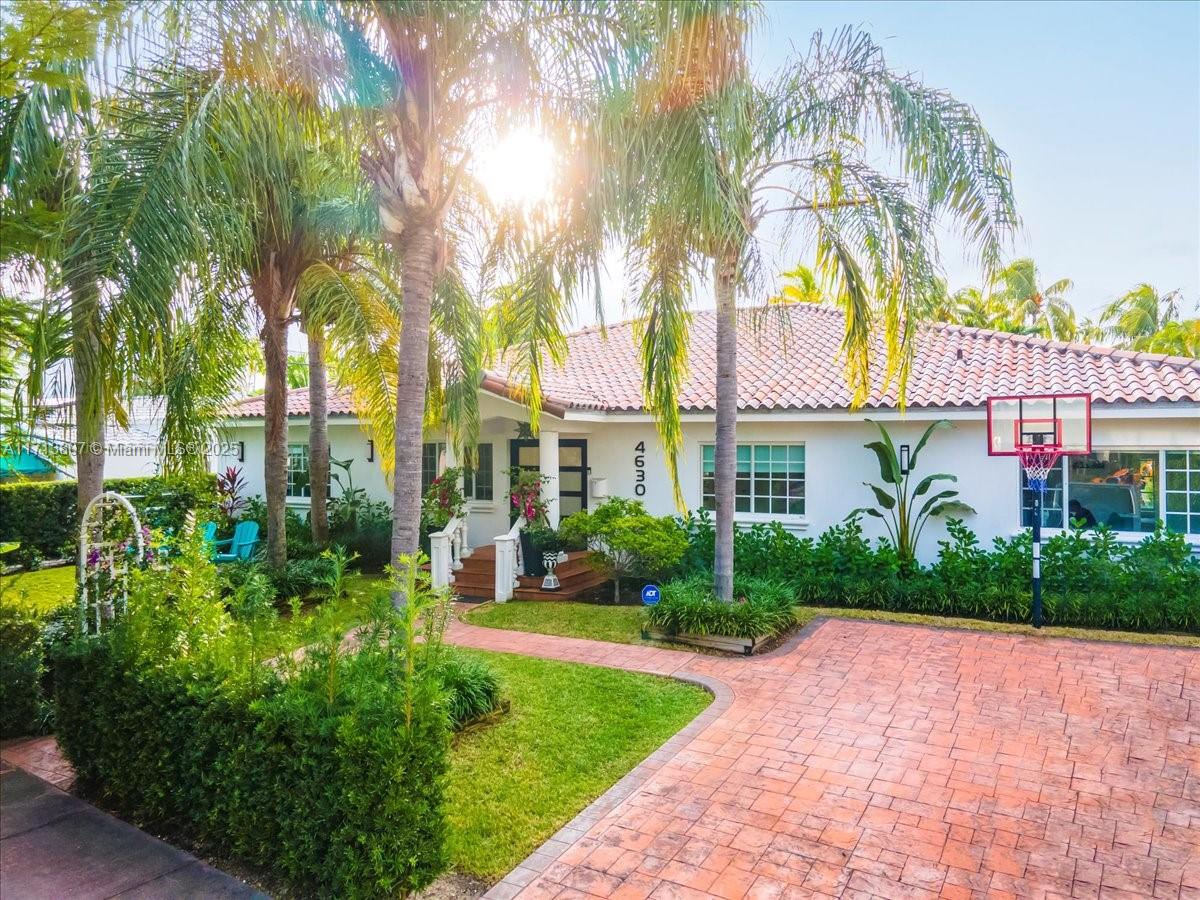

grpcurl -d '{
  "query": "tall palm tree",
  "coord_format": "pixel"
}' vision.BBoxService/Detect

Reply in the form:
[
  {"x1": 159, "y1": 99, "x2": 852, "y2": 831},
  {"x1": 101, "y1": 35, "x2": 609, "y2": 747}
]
[
  {"x1": 275, "y1": 1, "x2": 644, "y2": 576},
  {"x1": 1099, "y1": 284, "x2": 1182, "y2": 348},
  {"x1": 993, "y1": 258, "x2": 1076, "y2": 340},
  {"x1": 613, "y1": 10, "x2": 1017, "y2": 600}
]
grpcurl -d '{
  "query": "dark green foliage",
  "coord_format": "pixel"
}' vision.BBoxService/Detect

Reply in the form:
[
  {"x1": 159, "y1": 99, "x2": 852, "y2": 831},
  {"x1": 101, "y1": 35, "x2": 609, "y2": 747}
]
[
  {"x1": 645, "y1": 574, "x2": 796, "y2": 638},
  {"x1": 52, "y1": 537, "x2": 454, "y2": 898},
  {"x1": 430, "y1": 650, "x2": 502, "y2": 728},
  {"x1": 680, "y1": 515, "x2": 1200, "y2": 634},
  {"x1": 0, "y1": 473, "x2": 218, "y2": 558},
  {"x1": 561, "y1": 498, "x2": 689, "y2": 602},
  {"x1": 218, "y1": 556, "x2": 335, "y2": 603},
  {"x1": 0, "y1": 605, "x2": 49, "y2": 736}
]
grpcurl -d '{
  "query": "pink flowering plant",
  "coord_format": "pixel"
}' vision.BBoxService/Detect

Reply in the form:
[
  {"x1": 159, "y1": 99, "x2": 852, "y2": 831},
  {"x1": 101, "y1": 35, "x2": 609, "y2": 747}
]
[
  {"x1": 421, "y1": 467, "x2": 466, "y2": 531},
  {"x1": 506, "y1": 467, "x2": 550, "y2": 524}
]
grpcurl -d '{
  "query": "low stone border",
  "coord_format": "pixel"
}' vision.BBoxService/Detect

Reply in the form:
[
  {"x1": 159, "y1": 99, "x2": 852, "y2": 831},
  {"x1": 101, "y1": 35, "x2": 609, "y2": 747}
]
[{"x1": 483, "y1": 671, "x2": 734, "y2": 900}]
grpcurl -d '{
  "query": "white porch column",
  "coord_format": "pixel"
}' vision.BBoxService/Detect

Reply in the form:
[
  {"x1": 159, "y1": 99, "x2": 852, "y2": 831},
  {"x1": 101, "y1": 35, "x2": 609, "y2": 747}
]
[{"x1": 539, "y1": 430, "x2": 560, "y2": 528}]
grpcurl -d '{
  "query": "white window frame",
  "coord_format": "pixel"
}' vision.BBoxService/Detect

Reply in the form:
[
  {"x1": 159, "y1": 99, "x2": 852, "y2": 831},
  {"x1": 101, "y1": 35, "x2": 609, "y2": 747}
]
[
  {"x1": 463, "y1": 443, "x2": 495, "y2": 508},
  {"x1": 286, "y1": 443, "x2": 310, "y2": 498},
  {"x1": 700, "y1": 441, "x2": 808, "y2": 526},
  {"x1": 1017, "y1": 447, "x2": 1200, "y2": 545}
]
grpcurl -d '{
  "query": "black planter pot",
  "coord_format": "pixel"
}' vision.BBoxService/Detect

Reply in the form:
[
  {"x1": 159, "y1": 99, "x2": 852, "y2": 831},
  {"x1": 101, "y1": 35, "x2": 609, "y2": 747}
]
[{"x1": 519, "y1": 530, "x2": 547, "y2": 577}]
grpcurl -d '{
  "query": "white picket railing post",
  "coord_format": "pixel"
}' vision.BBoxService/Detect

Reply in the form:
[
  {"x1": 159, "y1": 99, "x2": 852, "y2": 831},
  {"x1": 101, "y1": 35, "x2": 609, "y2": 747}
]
[
  {"x1": 430, "y1": 531, "x2": 452, "y2": 590},
  {"x1": 494, "y1": 535, "x2": 515, "y2": 602}
]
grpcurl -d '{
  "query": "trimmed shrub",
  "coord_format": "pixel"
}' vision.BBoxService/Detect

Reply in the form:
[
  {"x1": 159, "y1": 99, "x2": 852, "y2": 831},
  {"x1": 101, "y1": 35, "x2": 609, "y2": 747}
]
[
  {"x1": 431, "y1": 650, "x2": 502, "y2": 728},
  {"x1": 0, "y1": 473, "x2": 218, "y2": 558},
  {"x1": 52, "y1": 535, "x2": 453, "y2": 898},
  {"x1": 0, "y1": 605, "x2": 49, "y2": 737},
  {"x1": 645, "y1": 574, "x2": 796, "y2": 638},
  {"x1": 678, "y1": 514, "x2": 1200, "y2": 634}
]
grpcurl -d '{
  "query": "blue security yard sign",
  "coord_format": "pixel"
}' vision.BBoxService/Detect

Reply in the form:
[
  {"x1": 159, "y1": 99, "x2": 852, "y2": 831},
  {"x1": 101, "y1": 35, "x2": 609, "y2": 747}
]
[{"x1": 641, "y1": 584, "x2": 661, "y2": 606}]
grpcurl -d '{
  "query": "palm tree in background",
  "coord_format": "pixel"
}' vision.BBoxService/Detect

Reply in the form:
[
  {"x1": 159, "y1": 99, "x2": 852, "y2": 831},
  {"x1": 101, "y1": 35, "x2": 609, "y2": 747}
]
[
  {"x1": 992, "y1": 258, "x2": 1076, "y2": 340},
  {"x1": 769, "y1": 266, "x2": 823, "y2": 305},
  {"x1": 1100, "y1": 284, "x2": 1181, "y2": 346},
  {"x1": 612, "y1": 8, "x2": 1017, "y2": 600}
]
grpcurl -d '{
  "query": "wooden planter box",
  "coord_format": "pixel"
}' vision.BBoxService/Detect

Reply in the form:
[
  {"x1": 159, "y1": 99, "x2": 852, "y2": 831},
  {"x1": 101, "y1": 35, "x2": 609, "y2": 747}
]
[{"x1": 642, "y1": 629, "x2": 770, "y2": 656}]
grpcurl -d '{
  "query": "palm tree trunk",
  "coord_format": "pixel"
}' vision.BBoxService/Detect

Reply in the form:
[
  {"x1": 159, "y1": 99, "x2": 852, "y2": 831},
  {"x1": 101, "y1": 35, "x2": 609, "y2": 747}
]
[
  {"x1": 70, "y1": 278, "x2": 104, "y2": 525},
  {"x1": 391, "y1": 223, "x2": 437, "y2": 582},
  {"x1": 254, "y1": 266, "x2": 291, "y2": 570},
  {"x1": 713, "y1": 253, "x2": 738, "y2": 602},
  {"x1": 306, "y1": 320, "x2": 330, "y2": 546}
]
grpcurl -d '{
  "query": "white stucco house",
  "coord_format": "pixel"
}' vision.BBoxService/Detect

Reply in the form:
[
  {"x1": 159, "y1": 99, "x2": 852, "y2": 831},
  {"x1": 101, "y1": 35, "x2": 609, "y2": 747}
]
[{"x1": 218, "y1": 304, "x2": 1200, "y2": 580}]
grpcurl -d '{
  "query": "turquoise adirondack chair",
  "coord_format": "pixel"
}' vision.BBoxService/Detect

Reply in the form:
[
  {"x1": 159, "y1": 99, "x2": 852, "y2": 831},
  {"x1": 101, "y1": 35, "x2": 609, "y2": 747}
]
[
  {"x1": 200, "y1": 521, "x2": 218, "y2": 550},
  {"x1": 213, "y1": 521, "x2": 260, "y2": 563}
]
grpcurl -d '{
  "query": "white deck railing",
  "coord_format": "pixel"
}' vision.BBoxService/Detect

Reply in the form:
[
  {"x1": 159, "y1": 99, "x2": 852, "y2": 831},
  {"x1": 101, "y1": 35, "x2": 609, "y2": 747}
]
[
  {"x1": 429, "y1": 515, "x2": 471, "y2": 591},
  {"x1": 493, "y1": 516, "x2": 527, "y2": 602}
]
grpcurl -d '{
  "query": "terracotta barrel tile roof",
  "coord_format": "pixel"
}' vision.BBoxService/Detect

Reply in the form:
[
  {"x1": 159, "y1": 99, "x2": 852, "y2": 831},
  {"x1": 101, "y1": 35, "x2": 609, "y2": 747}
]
[
  {"x1": 226, "y1": 305, "x2": 1200, "y2": 418},
  {"x1": 226, "y1": 387, "x2": 360, "y2": 419}
]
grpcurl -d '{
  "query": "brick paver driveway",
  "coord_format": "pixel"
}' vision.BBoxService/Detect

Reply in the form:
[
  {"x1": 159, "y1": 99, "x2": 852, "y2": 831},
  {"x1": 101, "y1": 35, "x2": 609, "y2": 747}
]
[{"x1": 448, "y1": 614, "x2": 1200, "y2": 900}]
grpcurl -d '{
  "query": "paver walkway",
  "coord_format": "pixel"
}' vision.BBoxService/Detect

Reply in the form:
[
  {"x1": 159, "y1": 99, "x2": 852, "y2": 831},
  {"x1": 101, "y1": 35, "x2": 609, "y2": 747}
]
[
  {"x1": 6, "y1": 614, "x2": 1198, "y2": 899},
  {"x1": 446, "y1": 613, "x2": 1200, "y2": 900},
  {"x1": 0, "y1": 759, "x2": 263, "y2": 898}
]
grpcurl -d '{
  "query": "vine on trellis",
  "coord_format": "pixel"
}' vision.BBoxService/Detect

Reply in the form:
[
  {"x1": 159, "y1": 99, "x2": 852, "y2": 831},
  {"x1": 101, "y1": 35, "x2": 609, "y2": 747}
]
[{"x1": 77, "y1": 492, "x2": 148, "y2": 635}]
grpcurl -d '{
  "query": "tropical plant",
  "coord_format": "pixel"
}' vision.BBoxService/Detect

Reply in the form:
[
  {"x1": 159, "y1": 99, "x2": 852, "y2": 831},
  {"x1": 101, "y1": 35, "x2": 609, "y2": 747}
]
[
  {"x1": 316, "y1": 544, "x2": 359, "y2": 603},
  {"x1": 506, "y1": 467, "x2": 550, "y2": 526},
  {"x1": 614, "y1": 12, "x2": 1017, "y2": 600},
  {"x1": 215, "y1": 466, "x2": 248, "y2": 526},
  {"x1": 645, "y1": 574, "x2": 795, "y2": 639},
  {"x1": 559, "y1": 498, "x2": 688, "y2": 603},
  {"x1": 285, "y1": 354, "x2": 309, "y2": 389},
  {"x1": 992, "y1": 258, "x2": 1076, "y2": 340},
  {"x1": 421, "y1": 467, "x2": 466, "y2": 532},
  {"x1": 1099, "y1": 285, "x2": 1195, "y2": 355},
  {"x1": 768, "y1": 265, "x2": 822, "y2": 305},
  {"x1": 848, "y1": 419, "x2": 975, "y2": 566}
]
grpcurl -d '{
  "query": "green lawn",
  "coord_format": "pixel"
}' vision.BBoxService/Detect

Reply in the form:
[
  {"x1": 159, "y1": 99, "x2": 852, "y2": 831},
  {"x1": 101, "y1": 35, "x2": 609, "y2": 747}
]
[
  {"x1": 464, "y1": 600, "x2": 666, "y2": 646},
  {"x1": 465, "y1": 599, "x2": 1200, "y2": 649},
  {"x1": 444, "y1": 649, "x2": 711, "y2": 881},
  {"x1": 0, "y1": 565, "x2": 383, "y2": 654},
  {"x1": 0, "y1": 564, "x2": 76, "y2": 615}
]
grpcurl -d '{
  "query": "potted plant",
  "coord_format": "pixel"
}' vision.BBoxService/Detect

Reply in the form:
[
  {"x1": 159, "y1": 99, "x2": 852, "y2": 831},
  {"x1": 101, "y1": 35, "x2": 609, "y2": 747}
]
[
  {"x1": 507, "y1": 467, "x2": 552, "y2": 575},
  {"x1": 420, "y1": 468, "x2": 466, "y2": 554},
  {"x1": 521, "y1": 523, "x2": 565, "y2": 578}
]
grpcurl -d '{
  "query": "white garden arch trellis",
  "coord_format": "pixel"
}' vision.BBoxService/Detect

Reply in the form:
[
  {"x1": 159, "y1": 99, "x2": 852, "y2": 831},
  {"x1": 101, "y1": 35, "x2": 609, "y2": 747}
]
[{"x1": 78, "y1": 491, "x2": 144, "y2": 635}]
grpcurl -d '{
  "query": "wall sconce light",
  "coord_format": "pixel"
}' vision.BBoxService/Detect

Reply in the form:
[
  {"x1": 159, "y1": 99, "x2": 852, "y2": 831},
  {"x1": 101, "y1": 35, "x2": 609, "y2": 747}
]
[
  {"x1": 367, "y1": 439, "x2": 375, "y2": 462},
  {"x1": 237, "y1": 440, "x2": 245, "y2": 463},
  {"x1": 899, "y1": 444, "x2": 910, "y2": 475}
]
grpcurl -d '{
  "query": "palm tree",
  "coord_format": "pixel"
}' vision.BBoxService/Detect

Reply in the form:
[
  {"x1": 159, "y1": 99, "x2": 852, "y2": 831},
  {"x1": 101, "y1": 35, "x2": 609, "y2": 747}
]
[
  {"x1": 270, "y1": 1, "x2": 643, "y2": 576},
  {"x1": 993, "y1": 258, "x2": 1076, "y2": 340},
  {"x1": 613, "y1": 11, "x2": 1017, "y2": 600},
  {"x1": 769, "y1": 265, "x2": 823, "y2": 305},
  {"x1": 1099, "y1": 284, "x2": 1182, "y2": 348}
]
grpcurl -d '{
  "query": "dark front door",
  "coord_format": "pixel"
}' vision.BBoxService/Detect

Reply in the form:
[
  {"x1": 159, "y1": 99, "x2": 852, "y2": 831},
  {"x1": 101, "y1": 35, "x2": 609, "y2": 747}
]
[{"x1": 510, "y1": 439, "x2": 588, "y2": 521}]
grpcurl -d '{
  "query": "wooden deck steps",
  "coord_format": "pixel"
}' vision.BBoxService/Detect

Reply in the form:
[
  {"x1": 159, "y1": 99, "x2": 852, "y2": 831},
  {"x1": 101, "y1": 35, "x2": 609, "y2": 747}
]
[{"x1": 451, "y1": 546, "x2": 607, "y2": 601}]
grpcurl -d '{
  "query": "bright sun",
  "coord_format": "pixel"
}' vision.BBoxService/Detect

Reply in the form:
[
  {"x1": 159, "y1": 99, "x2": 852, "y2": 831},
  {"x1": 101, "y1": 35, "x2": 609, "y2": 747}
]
[{"x1": 476, "y1": 129, "x2": 556, "y2": 209}]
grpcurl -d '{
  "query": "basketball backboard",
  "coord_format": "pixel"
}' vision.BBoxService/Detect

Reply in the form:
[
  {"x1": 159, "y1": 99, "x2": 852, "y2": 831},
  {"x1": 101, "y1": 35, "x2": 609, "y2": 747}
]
[{"x1": 987, "y1": 393, "x2": 1091, "y2": 456}]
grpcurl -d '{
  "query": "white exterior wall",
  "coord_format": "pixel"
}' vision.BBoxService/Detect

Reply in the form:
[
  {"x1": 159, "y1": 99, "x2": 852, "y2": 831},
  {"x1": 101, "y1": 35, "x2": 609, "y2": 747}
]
[{"x1": 219, "y1": 402, "x2": 1199, "y2": 563}]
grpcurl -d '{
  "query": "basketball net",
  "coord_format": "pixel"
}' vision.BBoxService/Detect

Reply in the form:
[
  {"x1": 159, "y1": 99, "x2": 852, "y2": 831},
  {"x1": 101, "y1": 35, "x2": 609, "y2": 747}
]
[{"x1": 1018, "y1": 448, "x2": 1061, "y2": 493}]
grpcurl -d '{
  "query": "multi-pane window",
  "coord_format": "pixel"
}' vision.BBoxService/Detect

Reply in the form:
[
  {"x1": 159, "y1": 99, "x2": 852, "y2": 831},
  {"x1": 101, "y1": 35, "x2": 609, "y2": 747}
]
[
  {"x1": 462, "y1": 443, "x2": 494, "y2": 502},
  {"x1": 1018, "y1": 448, "x2": 1200, "y2": 537},
  {"x1": 1067, "y1": 451, "x2": 1159, "y2": 533},
  {"x1": 1165, "y1": 450, "x2": 1200, "y2": 535},
  {"x1": 702, "y1": 444, "x2": 805, "y2": 516},
  {"x1": 1021, "y1": 463, "x2": 1064, "y2": 528},
  {"x1": 287, "y1": 444, "x2": 310, "y2": 498},
  {"x1": 421, "y1": 442, "x2": 445, "y2": 493}
]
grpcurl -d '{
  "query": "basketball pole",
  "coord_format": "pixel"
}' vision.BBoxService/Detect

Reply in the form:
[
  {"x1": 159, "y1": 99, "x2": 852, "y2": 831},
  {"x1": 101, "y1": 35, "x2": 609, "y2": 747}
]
[{"x1": 1031, "y1": 488, "x2": 1043, "y2": 629}]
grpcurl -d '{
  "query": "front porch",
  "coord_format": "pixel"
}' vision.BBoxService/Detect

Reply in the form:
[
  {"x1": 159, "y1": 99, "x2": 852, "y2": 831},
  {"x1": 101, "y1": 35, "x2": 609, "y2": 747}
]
[{"x1": 426, "y1": 396, "x2": 609, "y2": 601}]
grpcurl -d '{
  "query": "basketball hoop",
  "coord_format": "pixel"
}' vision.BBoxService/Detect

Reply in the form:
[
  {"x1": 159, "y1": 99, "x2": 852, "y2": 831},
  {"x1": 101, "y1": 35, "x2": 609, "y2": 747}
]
[
  {"x1": 1018, "y1": 448, "x2": 1061, "y2": 494},
  {"x1": 986, "y1": 393, "x2": 1093, "y2": 629}
]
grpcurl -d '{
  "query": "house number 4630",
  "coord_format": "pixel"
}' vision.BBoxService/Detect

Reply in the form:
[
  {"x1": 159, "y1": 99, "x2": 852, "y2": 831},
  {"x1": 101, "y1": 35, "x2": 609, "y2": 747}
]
[{"x1": 634, "y1": 441, "x2": 646, "y2": 496}]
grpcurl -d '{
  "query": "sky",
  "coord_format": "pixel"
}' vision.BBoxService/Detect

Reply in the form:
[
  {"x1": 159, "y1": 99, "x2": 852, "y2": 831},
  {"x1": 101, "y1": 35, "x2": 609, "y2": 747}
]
[{"x1": 572, "y1": 0, "x2": 1200, "y2": 330}]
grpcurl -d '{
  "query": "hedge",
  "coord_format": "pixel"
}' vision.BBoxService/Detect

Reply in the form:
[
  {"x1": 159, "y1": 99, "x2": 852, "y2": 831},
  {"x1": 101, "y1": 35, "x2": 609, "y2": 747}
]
[
  {"x1": 49, "y1": 530, "x2": 458, "y2": 897},
  {"x1": 680, "y1": 512, "x2": 1200, "y2": 634},
  {"x1": 0, "y1": 473, "x2": 218, "y2": 559}
]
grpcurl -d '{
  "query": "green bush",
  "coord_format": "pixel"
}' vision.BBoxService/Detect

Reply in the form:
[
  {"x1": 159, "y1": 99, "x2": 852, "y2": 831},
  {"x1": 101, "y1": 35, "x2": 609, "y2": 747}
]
[
  {"x1": 431, "y1": 651, "x2": 502, "y2": 728},
  {"x1": 561, "y1": 498, "x2": 688, "y2": 602},
  {"x1": 0, "y1": 605, "x2": 49, "y2": 737},
  {"x1": 52, "y1": 534, "x2": 454, "y2": 898},
  {"x1": 0, "y1": 473, "x2": 218, "y2": 559},
  {"x1": 679, "y1": 513, "x2": 1200, "y2": 634},
  {"x1": 645, "y1": 574, "x2": 796, "y2": 638}
]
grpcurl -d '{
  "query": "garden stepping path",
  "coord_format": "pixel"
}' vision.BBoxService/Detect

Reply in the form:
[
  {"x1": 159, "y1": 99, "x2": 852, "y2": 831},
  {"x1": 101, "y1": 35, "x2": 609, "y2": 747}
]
[{"x1": 446, "y1": 611, "x2": 1200, "y2": 900}]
